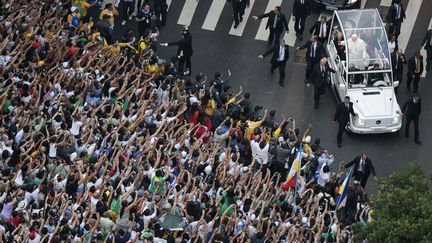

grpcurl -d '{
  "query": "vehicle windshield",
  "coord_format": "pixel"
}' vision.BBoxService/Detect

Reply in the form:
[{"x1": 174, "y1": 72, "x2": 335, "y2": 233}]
[
  {"x1": 347, "y1": 70, "x2": 393, "y2": 88},
  {"x1": 336, "y1": 9, "x2": 391, "y2": 72}
]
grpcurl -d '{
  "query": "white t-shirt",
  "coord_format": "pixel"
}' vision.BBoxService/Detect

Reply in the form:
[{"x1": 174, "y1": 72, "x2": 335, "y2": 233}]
[
  {"x1": 317, "y1": 163, "x2": 330, "y2": 187},
  {"x1": 49, "y1": 143, "x2": 57, "y2": 158},
  {"x1": 70, "y1": 121, "x2": 83, "y2": 136}
]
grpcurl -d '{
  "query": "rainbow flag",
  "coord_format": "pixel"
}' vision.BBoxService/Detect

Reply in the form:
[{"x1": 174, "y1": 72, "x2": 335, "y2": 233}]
[{"x1": 336, "y1": 168, "x2": 353, "y2": 210}]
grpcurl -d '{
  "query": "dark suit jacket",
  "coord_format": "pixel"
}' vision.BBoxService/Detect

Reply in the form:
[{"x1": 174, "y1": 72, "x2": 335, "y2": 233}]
[
  {"x1": 391, "y1": 52, "x2": 406, "y2": 73},
  {"x1": 299, "y1": 40, "x2": 324, "y2": 61},
  {"x1": 227, "y1": 0, "x2": 249, "y2": 9},
  {"x1": 258, "y1": 11, "x2": 289, "y2": 32},
  {"x1": 407, "y1": 55, "x2": 424, "y2": 76},
  {"x1": 292, "y1": 0, "x2": 310, "y2": 17},
  {"x1": 345, "y1": 156, "x2": 376, "y2": 178},
  {"x1": 263, "y1": 44, "x2": 289, "y2": 63},
  {"x1": 333, "y1": 102, "x2": 356, "y2": 124},
  {"x1": 421, "y1": 29, "x2": 432, "y2": 50},
  {"x1": 386, "y1": 3, "x2": 406, "y2": 23},
  {"x1": 402, "y1": 98, "x2": 421, "y2": 119},
  {"x1": 168, "y1": 34, "x2": 193, "y2": 57},
  {"x1": 310, "y1": 64, "x2": 335, "y2": 88},
  {"x1": 309, "y1": 20, "x2": 331, "y2": 38}
]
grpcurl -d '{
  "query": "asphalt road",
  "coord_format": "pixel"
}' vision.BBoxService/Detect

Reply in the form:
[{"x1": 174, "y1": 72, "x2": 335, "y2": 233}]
[{"x1": 109, "y1": 0, "x2": 432, "y2": 192}]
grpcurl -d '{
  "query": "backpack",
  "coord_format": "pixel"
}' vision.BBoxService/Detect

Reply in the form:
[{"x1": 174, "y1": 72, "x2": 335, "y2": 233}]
[{"x1": 71, "y1": 14, "x2": 80, "y2": 28}]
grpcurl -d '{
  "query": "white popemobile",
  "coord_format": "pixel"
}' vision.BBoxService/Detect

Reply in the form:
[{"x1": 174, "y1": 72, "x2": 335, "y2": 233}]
[{"x1": 325, "y1": 9, "x2": 402, "y2": 134}]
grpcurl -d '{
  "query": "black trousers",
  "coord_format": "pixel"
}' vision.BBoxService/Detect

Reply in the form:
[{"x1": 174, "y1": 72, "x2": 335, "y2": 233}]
[
  {"x1": 317, "y1": 36, "x2": 327, "y2": 44},
  {"x1": 271, "y1": 60, "x2": 287, "y2": 83},
  {"x1": 426, "y1": 48, "x2": 432, "y2": 70},
  {"x1": 306, "y1": 57, "x2": 319, "y2": 80},
  {"x1": 354, "y1": 172, "x2": 368, "y2": 188},
  {"x1": 232, "y1": 6, "x2": 245, "y2": 25},
  {"x1": 337, "y1": 121, "x2": 348, "y2": 144},
  {"x1": 122, "y1": 0, "x2": 135, "y2": 21},
  {"x1": 393, "y1": 69, "x2": 403, "y2": 95},
  {"x1": 155, "y1": 4, "x2": 168, "y2": 25},
  {"x1": 178, "y1": 55, "x2": 192, "y2": 74},
  {"x1": 406, "y1": 74, "x2": 420, "y2": 93},
  {"x1": 268, "y1": 28, "x2": 283, "y2": 46},
  {"x1": 388, "y1": 20, "x2": 402, "y2": 39},
  {"x1": 294, "y1": 15, "x2": 306, "y2": 35},
  {"x1": 405, "y1": 117, "x2": 419, "y2": 140}
]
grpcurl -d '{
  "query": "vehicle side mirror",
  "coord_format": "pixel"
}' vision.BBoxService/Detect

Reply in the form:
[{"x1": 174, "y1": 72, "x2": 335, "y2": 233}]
[{"x1": 393, "y1": 81, "x2": 399, "y2": 88}]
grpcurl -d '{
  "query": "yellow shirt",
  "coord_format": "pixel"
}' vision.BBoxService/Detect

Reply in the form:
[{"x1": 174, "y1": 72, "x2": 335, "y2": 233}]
[
  {"x1": 272, "y1": 127, "x2": 282, "y2": 138},
  {"x1": 99, "y1": 8, "x2": 118, "y2": 27},
  {"x1": 104, "y1": 43, "x2": 127, "y2": 56},
  {"x1": 245, "y1": 120, "x2": 263, "y2": 140},
  {"x1": 204, "y1": 99, "x2": 216, "y2": 116}
]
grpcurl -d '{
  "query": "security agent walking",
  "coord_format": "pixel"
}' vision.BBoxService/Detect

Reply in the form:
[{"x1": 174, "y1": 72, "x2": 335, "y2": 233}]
[
  {"x1": 333, "y1": 96, "x2": 357, "y2": 148},
  {"x1": 310, "y1": 58, "x2": 335, "y2": 109},
  {"x1": 391, "y1": 48, "x2": 406, "y2": 95},
  {"x1": 386, "y1": 0, "x2": 405, "y2": 39},
  {"x1": 421, "y1": 28, "x2": 432, "y2": 71},
  {"x1": 160, "y1": 27, "x2": 193, "y2": 76},
  {"x1": 227, "y1": 0, "x2": 250, "y2": 29},
  {"x1": 343, "y1": 153, "x2": 377, "y2": 189},
  {"x1": 406, "y1": 51, "x2": 423, "y2": 93},
  {"x1": 258, "y1": 39, "x2": 289, "y2": 87},
  {"x1": 297, "y1": 36, "x2": 324, "y2": 84},
  {"x1": 292, "y1": 0, "x2": 310, "y2": 41},
  {"x1": 252, "y1": 6, "x2": 289, "y2": 46},
  {"x1": 309, "y1": 16, "x2": 330, "y2": 44},
  {"x1": 401, "y1": 94, "x2": 422, "y2": 144}
]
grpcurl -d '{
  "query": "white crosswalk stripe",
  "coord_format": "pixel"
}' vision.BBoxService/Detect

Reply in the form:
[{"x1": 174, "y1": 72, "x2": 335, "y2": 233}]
[
  {"x1": 361, "y1": 0, "x2": 367, "y2": 9},
  {"x1": 283, "y1": 17, "x2": 296, "y2": 47},
  {"x1": 177, "y1": 0, "x2": 200, "y2": 27},
  {"x1": 167, "y1": 0, "x2": 426, "y2": 52},
  {"x1": 229, "y1": 0, "x2": 256, "y2": 36},
  {"x1": 398, "y1": 0, "x2": 423, "y2": 52},
  {"x1": 202, "y1": 0, "x2": 226, "y2": 31},
  {"x1": 380, "y1": 0, "x2": 392, "y2": 7},
  {"x1": 421, "y1": 17, "x2": 432, "y2": 77},
  {"x1": 255, "y1": 0, "x2": 283, "y2": 41}
]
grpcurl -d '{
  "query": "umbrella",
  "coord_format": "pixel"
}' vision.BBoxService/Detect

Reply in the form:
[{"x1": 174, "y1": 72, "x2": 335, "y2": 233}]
[{"x1": 158, "y1": 214, "x2": 188, "y2": 231}]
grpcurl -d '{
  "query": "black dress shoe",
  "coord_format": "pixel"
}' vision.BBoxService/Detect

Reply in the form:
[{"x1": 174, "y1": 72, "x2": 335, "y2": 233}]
[
  {"x1": 337, "y1": 143, "x2": 342, "y2": 148},
  {"x1": 414, "y1": 140, "x2": 422, "y2": 145},
  {"x1": 240, "y1": 16, "x2": 243, "y2": 22},
  {"x1": 405, "y1": 132, "x2": 409, "y2": 138},
  {"x1": 314, "y1": 104, "x2": 318, "y2": 109},
  {"x1": 279, "y1": 81, "x2": 284, "y2": 87},
  {"x1": 234, "y1": 23, "x2": 239, "y2": 29}
]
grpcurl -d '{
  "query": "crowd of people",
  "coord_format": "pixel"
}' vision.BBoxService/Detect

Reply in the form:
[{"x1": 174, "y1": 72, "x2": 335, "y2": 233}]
[{"x1": 0, "y1": 0, "x2": 377, "y2": 242}]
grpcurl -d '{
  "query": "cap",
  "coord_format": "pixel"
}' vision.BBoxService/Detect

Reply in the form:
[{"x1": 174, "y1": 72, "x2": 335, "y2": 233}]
[
  {"x1": 71, "y1": 6, "x2": 77, "y2": 12},
  {"x1": 28, "y1": 231, "x2": 36, "y2": 239}
]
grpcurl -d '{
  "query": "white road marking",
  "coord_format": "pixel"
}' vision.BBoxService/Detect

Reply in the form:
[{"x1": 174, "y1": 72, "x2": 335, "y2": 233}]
[
  {"x1": 229, "y1": 0, "x2": 255, "y2": 36},
  {"x1": 421, "y1": 17, "x2": 432, "y2": 77},
  {"x1": 177, "y1": 0, "x2": 200, "y2": 27},
  {"x1": 398, "y1": 0, "x2": 423, "y2": 52},
  {"x1": 254, "y1": 0, "x2": 283, "y2": 41},
  {"x1": 361, "y1": 0, "x2": 367, "y2": 9},
  {"x1": 380, "y1": 0, "x2": 392, "y2": 7},
  {"x1": 202, "y1": 0, "x2": 226, "y2": 31},
  {"x1": 283, "y1": 16, "x2": 296, "y2": 47}
]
